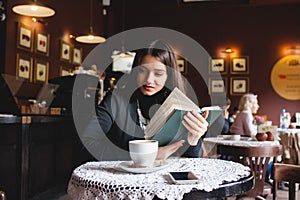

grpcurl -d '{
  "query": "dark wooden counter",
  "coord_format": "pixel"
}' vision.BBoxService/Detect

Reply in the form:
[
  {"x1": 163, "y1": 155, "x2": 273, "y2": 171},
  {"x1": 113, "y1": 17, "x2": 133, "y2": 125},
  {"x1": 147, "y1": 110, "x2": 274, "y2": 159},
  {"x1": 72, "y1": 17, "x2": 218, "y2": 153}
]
[{"x1": 0, "y1": 115, "x2": 94, "y2": 200}]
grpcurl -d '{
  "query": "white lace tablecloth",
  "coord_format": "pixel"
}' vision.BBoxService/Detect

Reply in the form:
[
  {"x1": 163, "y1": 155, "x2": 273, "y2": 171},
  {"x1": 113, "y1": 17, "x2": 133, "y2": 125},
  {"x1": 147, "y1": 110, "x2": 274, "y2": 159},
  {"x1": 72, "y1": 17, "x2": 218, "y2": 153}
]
[
  {"x1": 67, "y1": 158, "x2": 250, "y2": 200},
  {"x1": 203, "y1": 137, "x2": 281, "y2": 158},
  {"x1": 204, "y1": 137, "x2": 280, "y2": 147}
]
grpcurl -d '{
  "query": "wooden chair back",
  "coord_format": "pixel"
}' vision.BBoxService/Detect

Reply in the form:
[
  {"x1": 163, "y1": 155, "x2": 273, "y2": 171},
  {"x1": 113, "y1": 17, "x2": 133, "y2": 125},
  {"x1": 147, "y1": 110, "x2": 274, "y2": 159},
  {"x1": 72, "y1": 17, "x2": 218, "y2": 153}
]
[
  {"x1": 273, "y1": 163, "x2": 300, "y2": 200},
  {"x1": 217, "y1": 145, "x2": 282, "y2": 198}
]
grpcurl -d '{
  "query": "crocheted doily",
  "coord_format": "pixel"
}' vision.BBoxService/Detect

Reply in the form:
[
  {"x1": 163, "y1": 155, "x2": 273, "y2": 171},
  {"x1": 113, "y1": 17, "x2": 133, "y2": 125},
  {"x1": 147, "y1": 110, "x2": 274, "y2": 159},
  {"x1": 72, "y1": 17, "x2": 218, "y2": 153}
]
[{"x1": 68, "y1": 158, "x2": 250, "y2": 200}]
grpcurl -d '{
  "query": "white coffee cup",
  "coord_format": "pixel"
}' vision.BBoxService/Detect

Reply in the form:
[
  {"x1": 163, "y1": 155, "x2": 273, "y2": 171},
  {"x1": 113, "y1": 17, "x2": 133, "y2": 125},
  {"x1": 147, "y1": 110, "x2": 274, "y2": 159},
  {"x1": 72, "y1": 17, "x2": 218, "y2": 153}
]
[{"x1": 129, "y1": 140, "x2": 158, "y2": 167}]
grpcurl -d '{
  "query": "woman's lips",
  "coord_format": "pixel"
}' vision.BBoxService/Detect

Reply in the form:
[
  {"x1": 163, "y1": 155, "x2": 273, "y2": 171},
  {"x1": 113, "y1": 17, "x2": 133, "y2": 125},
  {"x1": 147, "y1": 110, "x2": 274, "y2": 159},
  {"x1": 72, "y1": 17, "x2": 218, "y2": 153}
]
[{"x1": 143, "y1": 85, "x2": 154, "y2": 91}]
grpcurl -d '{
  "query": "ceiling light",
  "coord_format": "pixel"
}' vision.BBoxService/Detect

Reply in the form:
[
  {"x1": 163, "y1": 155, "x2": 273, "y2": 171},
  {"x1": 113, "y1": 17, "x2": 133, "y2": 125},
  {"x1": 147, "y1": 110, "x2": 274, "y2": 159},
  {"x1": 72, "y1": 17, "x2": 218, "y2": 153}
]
[
  {"x1": 75, "y1": 27, "x2": 106, "y2": 44},
  {"x1": 222, "y1": 47, "x2": 234, "y2": 54},
  {"x1": 111, "y1": 49, "x2": 135, "y2": 58},
  {"x1": 288, "y1": 45, "x2": 300, "y2": 51},
  {"x1": 12, "y1": 1, "x2": 55, "y2": 17},
  {"x1": 75, "y1": 0, "x2": 106, "y2": 44}
]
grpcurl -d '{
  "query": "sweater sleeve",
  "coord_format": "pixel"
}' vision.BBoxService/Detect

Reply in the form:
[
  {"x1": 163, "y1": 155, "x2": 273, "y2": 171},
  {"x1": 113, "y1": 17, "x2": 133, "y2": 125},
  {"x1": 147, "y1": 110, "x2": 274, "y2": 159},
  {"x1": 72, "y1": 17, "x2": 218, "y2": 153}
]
[
  {"x1": 80, "y1": 91, "x2": 132, "y2": 161},
  {"x1": 181, "y1": 139, "x2": 202, "y2": 158}
]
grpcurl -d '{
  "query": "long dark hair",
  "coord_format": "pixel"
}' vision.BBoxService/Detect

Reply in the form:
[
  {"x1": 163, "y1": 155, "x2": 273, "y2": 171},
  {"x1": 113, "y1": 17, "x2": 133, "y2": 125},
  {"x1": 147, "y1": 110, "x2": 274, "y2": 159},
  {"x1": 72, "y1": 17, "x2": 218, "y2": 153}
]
[{"x1": 129, "y1": 40, "x2": 186, "y2": 94}]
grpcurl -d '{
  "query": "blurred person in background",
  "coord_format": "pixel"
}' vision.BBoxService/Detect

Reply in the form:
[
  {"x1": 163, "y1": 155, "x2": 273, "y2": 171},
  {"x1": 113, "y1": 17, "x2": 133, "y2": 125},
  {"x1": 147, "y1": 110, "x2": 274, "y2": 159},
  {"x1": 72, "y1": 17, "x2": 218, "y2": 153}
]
[{"x1": 230, "y1": 93, "x2": 259, "y2": 137}]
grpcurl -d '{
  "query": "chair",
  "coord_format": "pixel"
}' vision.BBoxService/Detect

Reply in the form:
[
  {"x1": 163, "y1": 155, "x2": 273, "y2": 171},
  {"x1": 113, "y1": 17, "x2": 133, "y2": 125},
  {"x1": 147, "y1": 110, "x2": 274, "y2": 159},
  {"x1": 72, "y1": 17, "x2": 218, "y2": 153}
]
[
  {"x1": 273, "y1": 163, "x2": 300, "y2": 200},
  {"x1": 217, "y1": 145, "x2": 282, "y2": 199}
]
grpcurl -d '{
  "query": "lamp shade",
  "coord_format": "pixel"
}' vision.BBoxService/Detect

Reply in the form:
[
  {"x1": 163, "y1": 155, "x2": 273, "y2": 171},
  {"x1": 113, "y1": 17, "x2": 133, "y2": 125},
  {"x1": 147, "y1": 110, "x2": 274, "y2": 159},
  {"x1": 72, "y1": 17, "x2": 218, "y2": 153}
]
[
  {"x1": 75, "y1": 34, "x2": 106, "y2": 44},
  {"x1": 12, "y1": 4, "x2": 55, "y2": 17}
]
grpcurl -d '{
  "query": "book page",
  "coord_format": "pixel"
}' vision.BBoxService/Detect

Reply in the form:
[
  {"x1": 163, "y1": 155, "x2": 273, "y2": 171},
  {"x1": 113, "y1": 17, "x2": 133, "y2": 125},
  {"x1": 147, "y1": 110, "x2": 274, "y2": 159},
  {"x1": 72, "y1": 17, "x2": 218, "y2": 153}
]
[{"x1": 145, "y1": 88, "x2": 200, "y2": 138}]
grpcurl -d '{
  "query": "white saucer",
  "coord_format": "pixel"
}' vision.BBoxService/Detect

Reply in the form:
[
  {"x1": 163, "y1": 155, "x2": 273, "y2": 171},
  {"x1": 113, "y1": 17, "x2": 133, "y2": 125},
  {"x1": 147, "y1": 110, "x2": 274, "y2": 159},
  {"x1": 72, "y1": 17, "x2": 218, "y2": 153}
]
[
  {"x1": 240, "y1": 136, "x2": 254, "y2": 141},
  {"x1": 117, "y1": 160, "x2": 171, "y2": 174},
  {"x1": 223, "y1": 135, "x2": 240, "y2": 140}
]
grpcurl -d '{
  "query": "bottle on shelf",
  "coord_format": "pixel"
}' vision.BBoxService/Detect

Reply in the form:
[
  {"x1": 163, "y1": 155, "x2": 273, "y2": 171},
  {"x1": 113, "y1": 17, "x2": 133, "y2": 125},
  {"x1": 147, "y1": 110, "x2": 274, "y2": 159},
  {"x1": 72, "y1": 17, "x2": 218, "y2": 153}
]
[{"x1": 280, "y1": 109, "x2": 286, "y2": 129}]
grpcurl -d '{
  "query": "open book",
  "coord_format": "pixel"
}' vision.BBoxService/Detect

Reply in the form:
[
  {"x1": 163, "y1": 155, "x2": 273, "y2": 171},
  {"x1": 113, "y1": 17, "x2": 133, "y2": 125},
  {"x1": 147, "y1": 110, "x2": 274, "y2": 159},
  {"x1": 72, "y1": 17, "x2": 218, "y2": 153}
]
[{"x1": 145, "y1": 87, "x2": 222, "y2": 146}]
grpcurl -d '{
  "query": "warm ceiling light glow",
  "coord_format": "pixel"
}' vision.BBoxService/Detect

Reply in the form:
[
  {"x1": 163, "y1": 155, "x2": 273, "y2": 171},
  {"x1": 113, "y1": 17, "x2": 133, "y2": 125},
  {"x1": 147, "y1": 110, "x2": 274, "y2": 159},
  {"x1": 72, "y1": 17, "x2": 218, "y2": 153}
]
[
  {"x1": 223, "y1": 47, "x2": 234, "y2": 54},
  {"x1": 75, "y1": 35, "x2": 106, "y2": 44},
  {"x1": 88, "y1": 35, "x2": 94, "y2": 40},
  {"x1": 74, "y1": 21, "x2": 106, "y2": 44},
  {"x1": 286, "y1": 45, "x2": 300, "y2": 55},
  {"x1": 288, "y1": 46, "x2": 300, "y2": 51},
  {"x1": 12, "y1": 3, "x2": 55, "y2": 17},
  {"x1": 30, "y1": 5, "x2": 38, "y2": 11}
]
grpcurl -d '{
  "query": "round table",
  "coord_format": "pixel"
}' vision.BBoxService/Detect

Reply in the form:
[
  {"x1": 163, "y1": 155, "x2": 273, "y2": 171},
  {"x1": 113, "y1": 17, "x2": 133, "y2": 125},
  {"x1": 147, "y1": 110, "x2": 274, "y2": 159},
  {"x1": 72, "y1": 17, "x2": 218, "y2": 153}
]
[
  {"x1": 203, "y1": 136, "x2": 281, "y2": 158},
  {"x1": 68, "y1": 158, "x2": 253, "y2": 200}
]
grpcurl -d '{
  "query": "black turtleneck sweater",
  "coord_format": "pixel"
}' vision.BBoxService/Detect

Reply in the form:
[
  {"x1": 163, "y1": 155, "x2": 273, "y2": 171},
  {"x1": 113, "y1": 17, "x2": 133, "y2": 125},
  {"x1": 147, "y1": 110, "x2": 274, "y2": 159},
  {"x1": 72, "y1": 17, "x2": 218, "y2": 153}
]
[{"x1": 130, "y1": 87, "x2": 170, "y2": 122}]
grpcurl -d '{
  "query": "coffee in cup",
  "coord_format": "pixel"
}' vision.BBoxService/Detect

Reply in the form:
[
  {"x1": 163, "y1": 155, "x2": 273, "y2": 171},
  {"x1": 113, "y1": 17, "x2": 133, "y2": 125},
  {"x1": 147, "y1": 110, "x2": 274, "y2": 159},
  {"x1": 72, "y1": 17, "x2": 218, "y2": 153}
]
[{"x1": 129, "y1": 140, "x2": 158, "y2": 167}]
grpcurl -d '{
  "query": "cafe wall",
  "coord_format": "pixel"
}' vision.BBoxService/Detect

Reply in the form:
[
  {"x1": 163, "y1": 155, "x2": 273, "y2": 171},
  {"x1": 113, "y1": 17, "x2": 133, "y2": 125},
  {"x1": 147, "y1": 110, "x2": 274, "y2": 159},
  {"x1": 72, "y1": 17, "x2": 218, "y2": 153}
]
[
  {"x1": 3, "y1": 0, "x2": 107, "y2": 97},
  {"x1": 109, "y1": 0, "x2": 300, "y2": 126},
  {"x1": 2, "y1": 0, "x2": 300, "y2": 126}
]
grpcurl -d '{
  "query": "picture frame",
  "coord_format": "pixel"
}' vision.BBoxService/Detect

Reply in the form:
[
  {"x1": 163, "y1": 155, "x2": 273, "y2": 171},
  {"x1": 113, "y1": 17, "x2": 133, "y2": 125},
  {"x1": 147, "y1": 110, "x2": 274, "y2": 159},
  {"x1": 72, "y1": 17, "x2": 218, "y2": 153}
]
[
  {"x1": 60, "y1": 66, "x2": 72, "y2": 76},
  {"x1": 17, "y1": 23, "x2": 33, "y2": 51},
  {"x1": 230, "y1": 56, "x2": 249, "y2": 74},
  {"x1": 34, "y1": 59, "x2": 49, "y2": 83},
  {"x1": 209, "y1": 77, "x2": 227, "y2": 94},
  {"x1": 60, "y1": 40, "x2": 72, "y2": 62},
  {"x1": 72, "y1": 47, "x2": 83, "y2": 65},
  {"x1": 209, "y1": 57, "x2": 226, "y2": 74},
  {"x1": 177, "y1": 59, "x2": 187, "y2": 74},
  {"x1": 16, "y1": 54, "x2": 33, "y2": 81},
  {"x1": 35, "y1": 31, "x2": 50, "y2": 56},
  {"x1": 230, "y1": 77, "x2": 249, "y2": 95}
]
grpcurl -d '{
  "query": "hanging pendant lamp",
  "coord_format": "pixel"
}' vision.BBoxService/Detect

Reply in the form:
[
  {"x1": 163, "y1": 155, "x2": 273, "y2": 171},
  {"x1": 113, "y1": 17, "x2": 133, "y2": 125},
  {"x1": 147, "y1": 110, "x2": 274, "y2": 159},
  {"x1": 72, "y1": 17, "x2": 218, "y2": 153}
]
[
  {"x1": 111, "y1": 46, "x2": 135, "y2": 58},
  {"x1": 75, "y1": 0, "x2": 106, "y2": 44},
  {"x1": 12, "y1": 0, "x2": 55, "y2": 17},
  {"x1": 76, "y1": 26, "x2": 106, "y2": 44},
  {"x1": 111, "y1": 0, "x2": 133, "y2": 58}
]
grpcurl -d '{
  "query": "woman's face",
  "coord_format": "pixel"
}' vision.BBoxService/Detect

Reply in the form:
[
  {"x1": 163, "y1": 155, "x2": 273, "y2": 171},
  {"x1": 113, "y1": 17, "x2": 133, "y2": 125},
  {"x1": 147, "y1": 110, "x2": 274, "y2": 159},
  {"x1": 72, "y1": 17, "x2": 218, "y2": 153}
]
[
  {"x1": 251, "y1": 98, "x2": 259, "y2": 114},
  {"x1": 137, "y1": 55, "x2": 168, "y2": 96}
]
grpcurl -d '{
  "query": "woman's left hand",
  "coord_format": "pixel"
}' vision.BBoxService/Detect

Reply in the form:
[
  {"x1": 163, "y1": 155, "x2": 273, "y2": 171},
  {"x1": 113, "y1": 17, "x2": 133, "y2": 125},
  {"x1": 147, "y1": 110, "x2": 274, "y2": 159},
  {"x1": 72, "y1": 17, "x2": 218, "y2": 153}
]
[{"x1": 182, "y1": 110, "x2": 209, "y2": 146}]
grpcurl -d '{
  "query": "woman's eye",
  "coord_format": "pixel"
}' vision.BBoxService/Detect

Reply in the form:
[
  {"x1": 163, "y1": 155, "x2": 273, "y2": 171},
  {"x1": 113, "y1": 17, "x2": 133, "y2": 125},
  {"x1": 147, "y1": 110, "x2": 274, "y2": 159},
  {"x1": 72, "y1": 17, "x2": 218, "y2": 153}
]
[
  {"x1": 138, "y1": 67, "x2": 147, "y2": 73},
  {"x1": 155, "y1": 72, "x2": 165, "y2": 76}
]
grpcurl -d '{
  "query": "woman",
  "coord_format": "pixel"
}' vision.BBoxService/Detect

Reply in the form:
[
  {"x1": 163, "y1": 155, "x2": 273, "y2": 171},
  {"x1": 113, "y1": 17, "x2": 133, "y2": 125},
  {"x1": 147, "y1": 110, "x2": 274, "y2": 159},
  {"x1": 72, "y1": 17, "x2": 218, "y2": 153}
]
[
  {"x1": 82, "y1": 40, "x2": 209, "y2": 161},
  {"x1": 230, "y1": 93, "x2": 259, "y2": 137}
]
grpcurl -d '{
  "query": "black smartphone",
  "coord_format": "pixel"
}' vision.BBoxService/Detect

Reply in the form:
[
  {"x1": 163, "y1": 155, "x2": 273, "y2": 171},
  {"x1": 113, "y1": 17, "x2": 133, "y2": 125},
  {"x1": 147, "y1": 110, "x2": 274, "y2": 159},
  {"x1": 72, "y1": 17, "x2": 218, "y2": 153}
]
[{"x1": 168, "y1": 171, "x2": 200, "y2": 184}]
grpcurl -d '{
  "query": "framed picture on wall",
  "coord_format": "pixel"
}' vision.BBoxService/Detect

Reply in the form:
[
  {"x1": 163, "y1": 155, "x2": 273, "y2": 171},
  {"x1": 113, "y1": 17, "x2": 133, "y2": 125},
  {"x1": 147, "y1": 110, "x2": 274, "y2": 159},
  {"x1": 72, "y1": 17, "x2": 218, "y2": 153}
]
[
  {"x1": 60, "y1": 40, "x2": 72, "y2": 62},
  {"x1": 60, "y1": 66, "x2": 72, "y2": 76},
  {"x1": 72, "y1": 47, "x2": 82, "y2": 65},
  {"x1": 16, "y1": 54, "x2": 32, "y2": 81},
  {"x1": 230, "y1": 77, "x2": 249, "y2": 95},
  {"x1": 35, "y1": 31, "x2": 50, "y2": 56},
  {"x1": 209, "y1": 77, "x2": 227, "y2": 94},
  {"x1": 209, "y1": 57, "x2": 226, "y2": 74},
  {"x1": 17, "y1": 23, "x2": 33, "y2": 51},
  {"x1": 34, "y1": 59, "x2": 49, "y2": 83},
  {"x1": 177, "y1": 59, "x2": 187, "y2": 74},
  {"x1": 230, "y1": 56, "x2": 249, "y2": 74}
]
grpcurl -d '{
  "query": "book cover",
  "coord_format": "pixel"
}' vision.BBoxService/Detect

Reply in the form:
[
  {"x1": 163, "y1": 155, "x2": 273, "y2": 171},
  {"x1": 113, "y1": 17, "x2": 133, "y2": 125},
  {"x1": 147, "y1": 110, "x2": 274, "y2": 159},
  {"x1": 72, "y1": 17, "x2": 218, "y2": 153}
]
[
  {"x1": 145, "y1": 88, "x2": 222, "y2": 146},
  {"x1": 150, "y1": 108, "x2": 222, "y2": 146}
]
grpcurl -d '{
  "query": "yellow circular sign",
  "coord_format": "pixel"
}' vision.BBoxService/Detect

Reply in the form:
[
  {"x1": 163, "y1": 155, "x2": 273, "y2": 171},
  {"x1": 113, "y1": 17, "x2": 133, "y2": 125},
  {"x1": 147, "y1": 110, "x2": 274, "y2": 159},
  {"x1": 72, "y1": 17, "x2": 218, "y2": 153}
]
[{"x1": 271, "y1": 55, "x2": 300, "y2": 100}]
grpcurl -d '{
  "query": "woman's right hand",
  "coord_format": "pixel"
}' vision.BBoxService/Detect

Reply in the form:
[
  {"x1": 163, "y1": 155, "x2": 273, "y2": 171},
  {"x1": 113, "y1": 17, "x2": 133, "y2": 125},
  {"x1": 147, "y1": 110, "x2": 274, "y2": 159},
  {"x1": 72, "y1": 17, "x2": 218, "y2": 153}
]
[{"x1": 156, "y1": 140, "x2": 185, "y2": 160}]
